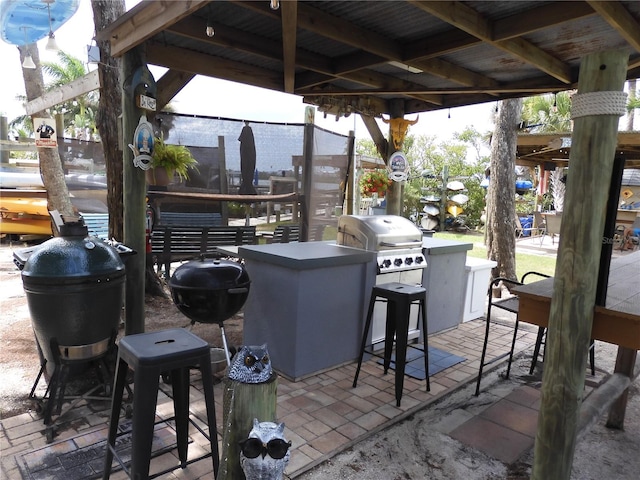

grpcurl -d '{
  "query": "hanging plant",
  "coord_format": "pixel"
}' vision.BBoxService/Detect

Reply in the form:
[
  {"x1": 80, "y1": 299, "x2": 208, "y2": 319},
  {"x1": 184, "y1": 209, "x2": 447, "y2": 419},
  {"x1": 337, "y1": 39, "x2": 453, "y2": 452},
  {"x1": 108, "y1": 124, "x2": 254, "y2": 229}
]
[
  {"x1": 360, "y1": 169, "x2": 392, "y2": 197},
  {"x1": 151, "y1": 135, "x2": 199, "y2": 182}
]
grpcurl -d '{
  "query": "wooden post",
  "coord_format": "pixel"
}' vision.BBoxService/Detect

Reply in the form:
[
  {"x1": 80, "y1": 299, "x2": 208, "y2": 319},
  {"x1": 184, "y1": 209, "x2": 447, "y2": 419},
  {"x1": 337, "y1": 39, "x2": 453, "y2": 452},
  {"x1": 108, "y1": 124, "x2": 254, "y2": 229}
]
[
  {"x1": 606, "y1": 347, "x2": 638, "y2": 428},
  {"x1": 1, "y1": 116, "x2": 8, "y2": 164},
  {"x1": 384, "y1": 100, "x2": 404, "y2": 216},
  {"x1": 122, "y1": 46, "x2": 148, "y2": 335},
  {"x1": 219, "y1": 135, "x2": 229, "y2": 224},
  {"x1": 218, "y1": 374, "x2": 278, "y2": 480},
  {"x1": 531, "y1": 50, "x2": 628, "y2": 480}
]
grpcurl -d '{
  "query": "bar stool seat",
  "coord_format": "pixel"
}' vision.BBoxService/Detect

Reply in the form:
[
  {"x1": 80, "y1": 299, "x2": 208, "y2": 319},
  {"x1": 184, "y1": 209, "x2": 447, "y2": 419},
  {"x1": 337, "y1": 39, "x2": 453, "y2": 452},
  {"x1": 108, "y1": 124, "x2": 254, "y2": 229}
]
[
  {"x1": 103, "y1": 328, "x2": 219, "y2": 480},
  {"x1": 353, "y1": 282, "x2": 430, "y2": 407}
]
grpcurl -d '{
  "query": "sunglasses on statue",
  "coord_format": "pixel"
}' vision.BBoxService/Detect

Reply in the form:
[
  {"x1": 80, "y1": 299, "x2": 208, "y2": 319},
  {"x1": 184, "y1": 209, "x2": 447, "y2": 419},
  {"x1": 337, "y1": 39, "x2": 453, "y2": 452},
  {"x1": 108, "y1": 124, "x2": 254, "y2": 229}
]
[{"x1": 239, "y1": 437, "x2": 292, "y2": 459}]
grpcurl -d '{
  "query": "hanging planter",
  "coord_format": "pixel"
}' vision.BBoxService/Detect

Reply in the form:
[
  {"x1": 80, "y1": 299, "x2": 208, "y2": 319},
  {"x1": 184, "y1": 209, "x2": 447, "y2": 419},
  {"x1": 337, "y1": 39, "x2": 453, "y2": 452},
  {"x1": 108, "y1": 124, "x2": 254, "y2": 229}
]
[
  {"x1": 147, "y1": 135, "x2": 198, "y2": 186},
  {"x1": 145, "y1": 165, "x2": 172, "y2": 186},
  {"x1": 359, "y1": 169, "x2": 392, "y2": 197}
]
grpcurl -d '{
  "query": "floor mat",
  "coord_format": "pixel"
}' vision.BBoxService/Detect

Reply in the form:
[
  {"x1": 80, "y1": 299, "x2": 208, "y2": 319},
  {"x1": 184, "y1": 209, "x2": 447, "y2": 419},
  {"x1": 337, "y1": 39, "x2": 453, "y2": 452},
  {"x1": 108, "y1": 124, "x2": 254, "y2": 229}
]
[
  {"x1": 377, "y1": 345, "x2": 466, "y2": 380},
  {"x1": 17, "y1": 420, "x2": 183, "y2": 480}
]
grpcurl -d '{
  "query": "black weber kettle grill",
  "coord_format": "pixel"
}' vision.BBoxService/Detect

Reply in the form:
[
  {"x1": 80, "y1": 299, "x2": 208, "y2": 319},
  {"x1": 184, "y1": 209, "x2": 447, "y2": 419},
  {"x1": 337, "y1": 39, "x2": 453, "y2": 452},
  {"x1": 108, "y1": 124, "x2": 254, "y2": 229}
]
[{"x1": 168, "y1": 256, "x2": 251, "y2": 366}]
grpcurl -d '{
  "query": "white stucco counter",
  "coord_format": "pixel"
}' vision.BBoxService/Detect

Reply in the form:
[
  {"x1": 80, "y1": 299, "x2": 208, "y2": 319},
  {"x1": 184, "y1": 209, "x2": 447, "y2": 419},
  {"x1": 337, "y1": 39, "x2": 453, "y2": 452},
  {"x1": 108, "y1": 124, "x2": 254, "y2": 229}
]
[{"x1": 238, "y1": 242, "x2": 376, "y2": 381}]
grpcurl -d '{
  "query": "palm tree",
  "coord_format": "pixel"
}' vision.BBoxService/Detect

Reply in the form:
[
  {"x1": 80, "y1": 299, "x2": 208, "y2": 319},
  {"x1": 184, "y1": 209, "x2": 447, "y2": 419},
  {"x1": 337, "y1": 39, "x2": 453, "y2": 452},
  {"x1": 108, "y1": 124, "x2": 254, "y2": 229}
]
[
  {"x1": 42, "y1": 51, "x2": 98, "y2": 138},
  {"x1": 521, "y1": 91, "x2": 573, "y2": 133}
]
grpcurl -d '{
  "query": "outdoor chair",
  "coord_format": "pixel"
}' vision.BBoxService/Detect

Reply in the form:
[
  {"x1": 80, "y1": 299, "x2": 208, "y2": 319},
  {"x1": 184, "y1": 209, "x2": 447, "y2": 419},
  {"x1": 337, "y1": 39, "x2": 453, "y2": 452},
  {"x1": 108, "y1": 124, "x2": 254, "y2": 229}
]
[
  {"x1": 475, "y1": 271, "x2": 550, "y2": 396},
  {"x1": 529, "y1": 326, "x2": 595, "y2": 376},
  {"x1": 540, "y1": 212, "x2": 562, "y2": 245},
  {"x1": 533, "y1": 212, "x2": 547, "y2": 244},
  {"x1": 620, "y1": 217, "x2": 640, "y2": 251},
  {"x1": 475, "y1": 270, "x2": 596, "y2": 396},
  {"x1": 514, "y1": 213, "x2": 544, "y2": 240}
]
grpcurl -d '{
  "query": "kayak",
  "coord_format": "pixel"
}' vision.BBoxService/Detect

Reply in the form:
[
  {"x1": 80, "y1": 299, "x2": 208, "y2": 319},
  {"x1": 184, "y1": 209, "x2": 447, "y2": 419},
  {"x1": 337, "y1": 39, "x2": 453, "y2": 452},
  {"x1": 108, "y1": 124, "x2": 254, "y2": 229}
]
[
  {"x1": 0, "y1": 196, "x2": 48, "y2": 216},
  {"x1": 421, "y1": 216, "x2": 438, "y2": 230},
  {"x1": 422, "y1": 204, "x2": 440, "y2": 216},
  {"x1": 0, "y1": 216, "x2": 52, "y2": 235},
  {"x1": 449, "y1": 193, "x2": 469, "y2": 205},
  {"x1": 446, "y1": 180, "x2": 465, "y2": 191}
]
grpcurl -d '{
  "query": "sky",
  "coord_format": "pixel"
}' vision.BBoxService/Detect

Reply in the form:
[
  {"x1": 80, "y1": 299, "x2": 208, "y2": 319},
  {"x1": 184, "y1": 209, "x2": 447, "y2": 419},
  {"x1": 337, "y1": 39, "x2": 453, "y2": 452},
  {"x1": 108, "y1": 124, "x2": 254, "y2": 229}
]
[{"x1": 0, "y1": 0, "x2": 496, "y2": 147}]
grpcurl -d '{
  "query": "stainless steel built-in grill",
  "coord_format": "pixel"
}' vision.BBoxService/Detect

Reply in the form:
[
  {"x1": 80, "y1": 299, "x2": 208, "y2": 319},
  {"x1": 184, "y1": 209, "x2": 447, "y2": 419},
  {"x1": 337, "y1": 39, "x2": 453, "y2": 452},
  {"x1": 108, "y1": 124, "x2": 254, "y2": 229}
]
[
  {"x1": 337, "y1": 215, "x2": 428, "y2": 345},
  {"x1": 336, "y1": 215, "x2": 427, "y2": 273}
]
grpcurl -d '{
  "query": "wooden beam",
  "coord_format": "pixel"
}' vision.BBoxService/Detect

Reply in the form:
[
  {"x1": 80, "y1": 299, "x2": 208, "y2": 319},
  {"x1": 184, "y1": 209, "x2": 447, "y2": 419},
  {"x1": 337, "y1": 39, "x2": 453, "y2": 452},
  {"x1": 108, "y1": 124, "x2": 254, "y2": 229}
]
[
  {"x1": 411, "y1": 1, "x2": 574, "y2": 84},
  {"x1": 107, "y1": 0, "x2": 209, "y2": 57},
  {"x1": 166, "y1": 13, "x2": 440, "y2": 104},
  {"x1": 360, "y1": 114, "x2": 388, "y2": 161},
  {"x1": 238, "y1": 0, "x2": 498, "y2": 94},
  {"x1": 25, "y1": 70, "x2": 100, "y2": 116},
  {"x1": 531, "y1": 49, "x2": 629, "y2": 480},
  {"x1": 146, "y1": 42, "x2": 283, "y2": 91},
  {"x1": 588, "y1": 0, "x2": 640, "y2": 52},
  {"x1": 280, "y1": 0, "x2": 298, "y2": 93},
  {"x1": 155, "y1": 69, "x2": 195, "y2": 112}
]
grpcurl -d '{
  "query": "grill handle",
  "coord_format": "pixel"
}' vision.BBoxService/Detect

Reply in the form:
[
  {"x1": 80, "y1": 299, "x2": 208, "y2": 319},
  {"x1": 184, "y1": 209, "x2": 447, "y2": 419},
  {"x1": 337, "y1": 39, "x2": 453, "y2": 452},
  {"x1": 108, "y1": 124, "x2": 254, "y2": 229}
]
[
  {"x1": 380, "y1": 241, "x2": 423, "y2": 248},
  {"x1": 228, "y1": 287, "x2": 249, "y2": 294}
]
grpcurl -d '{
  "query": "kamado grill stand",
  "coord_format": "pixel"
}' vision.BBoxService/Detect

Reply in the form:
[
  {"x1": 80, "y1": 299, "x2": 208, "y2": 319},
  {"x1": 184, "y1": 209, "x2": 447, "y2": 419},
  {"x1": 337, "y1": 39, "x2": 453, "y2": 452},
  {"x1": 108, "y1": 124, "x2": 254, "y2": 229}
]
[{"x1": 169, "y1": 255, "x2": 251, "y2": 367}]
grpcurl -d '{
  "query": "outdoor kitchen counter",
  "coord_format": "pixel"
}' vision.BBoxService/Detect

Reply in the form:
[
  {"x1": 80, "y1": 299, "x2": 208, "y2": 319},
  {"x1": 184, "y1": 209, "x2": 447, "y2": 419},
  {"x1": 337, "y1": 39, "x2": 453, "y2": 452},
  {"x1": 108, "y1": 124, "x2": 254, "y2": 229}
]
[
  {"x1": 237, "y1": 241, "x2": 374, "y2": 269},
  {"x1": 237, "y1": 241, "x2": 377, "y2": 381},
  {"x1": 420, "y1": 237, "x2": 473, "y2": 334}
]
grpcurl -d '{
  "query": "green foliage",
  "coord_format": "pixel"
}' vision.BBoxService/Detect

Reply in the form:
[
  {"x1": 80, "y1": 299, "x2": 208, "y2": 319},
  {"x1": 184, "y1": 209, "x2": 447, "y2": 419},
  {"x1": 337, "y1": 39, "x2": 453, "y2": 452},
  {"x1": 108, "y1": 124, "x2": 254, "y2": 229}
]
[
  {"x1": 354, "y1": 129, "x2": 489, "y2": 228},
  {"x1": 515, "y1": 192, "x2": 536, "y2": 215},
  {"x1": 521, "y1": 92, "x2": 573, "y2": 133},
  {"x1": 152, "y1": 135, "x2": 198, "y2": 181},
  {"x1": 42, "y1": 51, "x2": 99, "y2": 138}
]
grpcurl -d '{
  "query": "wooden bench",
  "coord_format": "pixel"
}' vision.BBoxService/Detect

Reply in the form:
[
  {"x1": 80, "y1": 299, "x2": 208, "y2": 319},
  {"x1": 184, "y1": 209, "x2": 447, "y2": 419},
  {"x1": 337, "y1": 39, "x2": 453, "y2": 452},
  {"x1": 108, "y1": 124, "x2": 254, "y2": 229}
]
[
  {"x1": 262, "y1": 224, "x2": 325, "y2": 243},
  {"x1": 80, "y1": 213, "x2": 110, "y2": 239},
  {"x1": 155, "y1": 211, "x2": 222, "y2": 228},
  {"x1": 150, "y1": 225, "x2": 257, "y2": 277}
]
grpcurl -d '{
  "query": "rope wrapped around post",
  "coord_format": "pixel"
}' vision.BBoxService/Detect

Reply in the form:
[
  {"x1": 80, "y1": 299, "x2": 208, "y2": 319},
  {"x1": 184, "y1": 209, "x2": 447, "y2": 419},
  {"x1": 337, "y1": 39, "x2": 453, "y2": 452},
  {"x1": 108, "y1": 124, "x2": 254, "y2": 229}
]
[{"x1": 570, "y1": 91, "x2": 627, "y2": 119}]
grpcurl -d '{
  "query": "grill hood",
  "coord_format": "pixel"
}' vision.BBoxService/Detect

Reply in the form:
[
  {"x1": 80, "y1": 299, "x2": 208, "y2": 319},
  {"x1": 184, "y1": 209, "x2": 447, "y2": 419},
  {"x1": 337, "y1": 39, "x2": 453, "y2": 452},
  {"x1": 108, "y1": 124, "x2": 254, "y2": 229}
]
[{"x1": 337, "y1": 215, "x2": 423, "y2": 252}]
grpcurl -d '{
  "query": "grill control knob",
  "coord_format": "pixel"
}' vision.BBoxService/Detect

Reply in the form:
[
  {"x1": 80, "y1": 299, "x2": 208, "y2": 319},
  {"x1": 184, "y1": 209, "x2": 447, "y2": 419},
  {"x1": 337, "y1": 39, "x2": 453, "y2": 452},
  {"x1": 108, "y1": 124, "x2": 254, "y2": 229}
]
[
  {"x1": 382, "y1": 259, "x2": 392, "y2": 268},
  {"x1": 394, "y1": 258, "x2": 403, "y2": 266},
  {"x1": 405, "y1": 257, "x2": 413, "y2": 265},
  {"x1": 415, "y1": 256, "x2": 424, "y2": 264}
]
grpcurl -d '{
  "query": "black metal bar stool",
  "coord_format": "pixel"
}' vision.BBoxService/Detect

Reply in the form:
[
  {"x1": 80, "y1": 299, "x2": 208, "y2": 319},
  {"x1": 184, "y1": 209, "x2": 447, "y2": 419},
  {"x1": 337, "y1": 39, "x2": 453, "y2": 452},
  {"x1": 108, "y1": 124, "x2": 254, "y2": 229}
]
[
  {"x1": 103, "y1": 328, "x2": 219, "y2": 480},
  {"x1": 353, "y1": 282, "x2": 430, "y2": 407}
]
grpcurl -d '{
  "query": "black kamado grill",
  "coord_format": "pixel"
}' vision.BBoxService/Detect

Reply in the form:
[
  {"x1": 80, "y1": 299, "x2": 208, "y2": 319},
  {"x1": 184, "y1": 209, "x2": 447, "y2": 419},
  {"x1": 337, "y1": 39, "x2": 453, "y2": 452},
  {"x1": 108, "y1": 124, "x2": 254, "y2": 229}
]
[
  {"x1": 14, "y1": 211, "x2": 133, "y2": 442},
  {"x1": 169, "y1": 256, "x2": 251, "y2": 366}
]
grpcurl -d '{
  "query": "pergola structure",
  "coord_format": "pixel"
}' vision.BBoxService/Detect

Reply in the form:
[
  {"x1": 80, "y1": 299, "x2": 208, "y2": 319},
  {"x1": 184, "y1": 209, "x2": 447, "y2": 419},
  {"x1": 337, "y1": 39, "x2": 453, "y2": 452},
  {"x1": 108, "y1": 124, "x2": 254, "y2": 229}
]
[
  {"x1": 100, "y1": 0, "x2": 640, "y2": 153},
  {"x1": 95, "y1": 3, "x2": 640, "y2": 479},
  {"x1": 517, "y1": 131, "x2": 640, "y2": 168}
]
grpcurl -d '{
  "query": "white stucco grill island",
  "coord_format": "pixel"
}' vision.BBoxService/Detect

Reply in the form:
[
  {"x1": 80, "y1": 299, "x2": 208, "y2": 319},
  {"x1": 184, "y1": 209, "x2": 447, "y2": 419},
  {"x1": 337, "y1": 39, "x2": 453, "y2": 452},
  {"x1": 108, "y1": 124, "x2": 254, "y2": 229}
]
[
  {"x1": 420, "y1": 238, "x2": 474, "y2": 334},
  {"x1": 238, "y1": 241, "x2": 376, "y2": 381},
  {"x1": 232, "y1": 235, "x2": 473, "y2": 381}
]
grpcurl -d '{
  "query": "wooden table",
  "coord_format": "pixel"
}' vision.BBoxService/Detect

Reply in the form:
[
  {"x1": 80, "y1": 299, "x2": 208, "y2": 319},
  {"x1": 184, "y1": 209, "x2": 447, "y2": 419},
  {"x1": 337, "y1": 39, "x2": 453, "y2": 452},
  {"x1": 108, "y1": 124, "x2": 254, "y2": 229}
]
[{"x1": 514, "y1": 251, "x2": 640, "y2": 350}]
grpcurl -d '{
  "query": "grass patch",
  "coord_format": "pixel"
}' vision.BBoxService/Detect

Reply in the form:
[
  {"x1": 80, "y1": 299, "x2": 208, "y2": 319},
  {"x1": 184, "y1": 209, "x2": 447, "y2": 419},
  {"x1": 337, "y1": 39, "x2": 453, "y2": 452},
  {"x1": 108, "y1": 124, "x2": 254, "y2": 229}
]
[{"x1": 433, "y1": 231, "x2": 557, "y2": 279}]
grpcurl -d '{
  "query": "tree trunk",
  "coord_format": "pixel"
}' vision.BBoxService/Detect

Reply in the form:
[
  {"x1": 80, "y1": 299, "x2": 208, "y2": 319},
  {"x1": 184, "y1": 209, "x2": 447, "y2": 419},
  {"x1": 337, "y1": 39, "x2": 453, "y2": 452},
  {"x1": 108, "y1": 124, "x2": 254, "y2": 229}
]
[
  {"x1": 626, "y1": 79, "x2": 636, "y2": 131},
  {"x1": 91, "y1": 0, "x2": 165, "y2": 299},
  {"x1": 18, "y1": 43, "x2": 74, "y2": 220},
  {"x1": 486, "y1": 98, "x2": 521, "y2": 283},
  {"x1": 91, "y1": 0, "x2": 125, "y2": 241}
]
